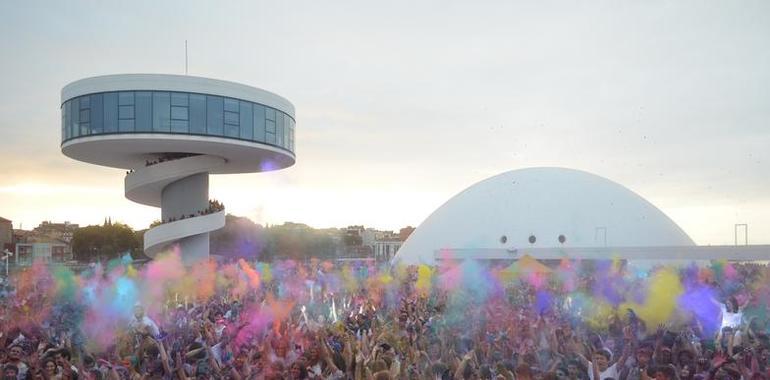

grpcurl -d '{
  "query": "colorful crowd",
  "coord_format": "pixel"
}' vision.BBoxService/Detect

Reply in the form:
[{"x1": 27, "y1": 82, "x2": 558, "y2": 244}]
[{"x1": 1, "y1": 251, "x2": 769, "y2": 380}]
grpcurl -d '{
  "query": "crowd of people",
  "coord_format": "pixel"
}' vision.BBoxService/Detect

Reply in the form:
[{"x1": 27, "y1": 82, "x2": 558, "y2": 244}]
[
  {"x1": 145, "y1": 154, "x2": 199, "y2": 168},
  {"x1": 124, "y1": 154, "x2": 201, "y2": 175},
  {"x1": 160, "y1": 200, "x2": 225, "y2": 225},
  {"x1": 0, "y1": 254, "x2": 769, "y2": 380}
]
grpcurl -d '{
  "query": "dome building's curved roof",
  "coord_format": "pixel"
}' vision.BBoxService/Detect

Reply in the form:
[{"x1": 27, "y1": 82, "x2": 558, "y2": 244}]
[{"x1": 393, "y1": 168, "x2": 694, "y2": 265}]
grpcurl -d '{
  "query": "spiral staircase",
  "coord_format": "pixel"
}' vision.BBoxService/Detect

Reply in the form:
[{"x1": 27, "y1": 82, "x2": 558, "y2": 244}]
[{"x1": 125, "y1": 155, "x2": 227, "y2": 262}]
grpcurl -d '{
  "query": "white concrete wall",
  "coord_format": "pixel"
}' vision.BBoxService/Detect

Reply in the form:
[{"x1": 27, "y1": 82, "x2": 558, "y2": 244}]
[
  {"x1": 161, "y1": 173, "x2": 209, "y2": 222},
  {"x1": 62, "y1": 74, "x2": 295, "y2": 118}
]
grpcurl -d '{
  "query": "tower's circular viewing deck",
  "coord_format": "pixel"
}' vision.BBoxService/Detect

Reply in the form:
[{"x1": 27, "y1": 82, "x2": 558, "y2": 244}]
[{"x1": 60, "y1": 74, "x2": 295, "y2": 173}]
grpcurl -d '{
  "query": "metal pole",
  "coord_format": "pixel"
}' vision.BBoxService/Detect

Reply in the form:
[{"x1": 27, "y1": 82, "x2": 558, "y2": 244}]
[
  {"x1": 2, "y1": 250, "x2": 9, "y2": 278},
  {"x1": 594, "y1": 227, "x2": 607, "y2": 247},
  {"x1": 185, "y1": 40, "x2": 188, "y2": 75},
  {"x1": 743, "y1": 224, "x2": 749, "y2": 245},
  {"x1": 735, "y1": 224, "x2": 748, "y2": 246}
]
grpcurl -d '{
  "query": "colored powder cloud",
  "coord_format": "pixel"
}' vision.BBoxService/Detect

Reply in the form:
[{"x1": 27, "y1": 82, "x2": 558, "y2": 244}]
[
  {"x1": 416, "y1": 265, "x2": 433, "y2": 295},
  {"x1": 677, "y1": 284, "x2": 721, "y2": 336},
  {"x1": 621, "y1": 268, "x2": 683, "y2": 327},
  {"x1": 238, "y1": 259, "x2": 261, "y2": 289}
]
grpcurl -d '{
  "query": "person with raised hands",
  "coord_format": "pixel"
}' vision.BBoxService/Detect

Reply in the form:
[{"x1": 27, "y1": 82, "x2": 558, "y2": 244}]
[
  {"x1": 129, "y1": 305, "x2": 160, "y2": 341},
  {"x1": 569, "y1": 329, "x2": 631, "y2": 380}
]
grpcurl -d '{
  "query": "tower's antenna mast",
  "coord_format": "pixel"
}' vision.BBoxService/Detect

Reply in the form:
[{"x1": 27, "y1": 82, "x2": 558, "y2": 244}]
[{"x1": 185, "y1": 40, "x2": 188, "y2": 75}]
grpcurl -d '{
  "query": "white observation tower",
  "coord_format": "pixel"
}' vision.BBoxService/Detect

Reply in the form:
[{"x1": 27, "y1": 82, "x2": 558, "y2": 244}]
[{"x1": 60, "y1": 74, "x2": 296, "y2": 263}]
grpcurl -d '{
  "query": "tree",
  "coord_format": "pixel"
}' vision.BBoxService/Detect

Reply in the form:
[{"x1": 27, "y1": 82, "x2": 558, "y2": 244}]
[
  {"x1": 265, "y1": 222, "x2": 337, "y2": 260},
  {"x1": 343, "y1": 233, "x2": 363, "y2": 247},
  {"x1": 71, "y1": 221, "x2": 140, "y2": 262},
  {"x1": 211, "y1": 218, "x2": 340, "y2": 260},
  {"x1": 210, "y1": 214, "x2": 267, "y2": 259}
]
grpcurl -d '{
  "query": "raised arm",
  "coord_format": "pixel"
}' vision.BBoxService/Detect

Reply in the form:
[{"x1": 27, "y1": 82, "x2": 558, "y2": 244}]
[
  {"x1": 568, "y1": 336, "x2": 590, "y2": 368},
  {"x1": 354, "y1": 351, "x2": 365, "y2": 380},
  {"x1": 318, "y1": 333, "x2": 341, "y2": 374},
  {"x1": 342, "y1": 334, "x2": 354, "y2": 373},
  {"x1": 156, "y1": 339, "x2": 172, "y2": 376},
  {"x1": 739, "y1": 295, "x2": 752, "y2": 311},
  {"x1": 203, "y1": 341, "x2": 221, "y2": 373},
  {"x1": 652, "y1": 324, "x2": 667, "y2": 363},
  {"x1": 615, "y1": 343, "x2": 632, "y2": 370},
  {"x1": 453, "y1": 354, "x2": 472, "y2": 380},
  {"x1": 175, "y1": 351, "x2": 189, "y2": 380},
  {"x1": 614, "y1": 326, "x2": 635, "y2": 369}
]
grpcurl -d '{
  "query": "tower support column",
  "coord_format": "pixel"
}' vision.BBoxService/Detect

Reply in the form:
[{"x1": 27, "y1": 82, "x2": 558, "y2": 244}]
[{"x1": 160, "y1": 172, "x2": 210, "y2": 264}]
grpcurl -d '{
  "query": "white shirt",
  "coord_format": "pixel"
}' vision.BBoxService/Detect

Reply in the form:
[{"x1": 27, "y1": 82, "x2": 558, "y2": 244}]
[
  {"x1": 268, "y1": 350, "x2": 298, "y2": 365},
  {"x1": 721, "y1": 304, "x2": 743, "y2": 329},
  {"x1": 307, "y1": 362, "x2": 323, "y2": 378},
  {"x1": 587, "y1": 362, "x2": 619, "y2": 380},
  {"x1": 130, "y1": 315, "x2": 161, "y2": 337},
  {"x1": 13, "y1": 361, "x2": 28, "y2": 380}
]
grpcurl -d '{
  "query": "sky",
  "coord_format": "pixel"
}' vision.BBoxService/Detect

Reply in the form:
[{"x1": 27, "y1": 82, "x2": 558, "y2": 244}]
[{"x1": 0, "y1": 1, "x2": 768, "y2": 245}]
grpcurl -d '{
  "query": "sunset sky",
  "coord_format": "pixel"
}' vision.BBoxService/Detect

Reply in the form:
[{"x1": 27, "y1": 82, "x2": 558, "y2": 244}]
[{"x1": 1, "y1": 1, "x2": 768, "y2": 245}]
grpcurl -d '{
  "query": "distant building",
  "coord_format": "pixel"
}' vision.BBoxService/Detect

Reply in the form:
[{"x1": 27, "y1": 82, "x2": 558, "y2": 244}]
[
  {"x1": 34, "y1": 220, "x2": 79, "y2": 243},
  {"x1": 399, "y1": 226, "x2": 415, "y2": 241},
  {"x1": 342, "y1": 225, "x2": 366, "y2": 254},
  {"x1": 0, "y1": 217, "x2": 12, "y2": 252},
  {"x1": 15, "y1": 232, "x2": 72, "y2": 265},
  {"x1": 374, "y1": 230, "x2": 403, "y2": 262},
  {"x1": 15, "y1": 242, "x2": 69, "y2": 265},
  {"x1": 340, "y1": 225, "x2": 412, "y2": 261},
  {"x1": 374, "y1": 240, "x2": 402, "y2": 262},
  {"x1": 12, "y1": 230, "x2": 32, "y2": 245},
  {"x1": 344, "y1": 225, "x2": 365, "y2": 239},
  {"x1": 361, "y1": 228, "x2": 377, "y2": 249}
]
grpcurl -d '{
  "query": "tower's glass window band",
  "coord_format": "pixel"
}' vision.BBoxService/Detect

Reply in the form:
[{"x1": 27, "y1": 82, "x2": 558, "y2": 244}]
[{"x1": 62, "y1": 90, "x2": 295, "y2": 154}]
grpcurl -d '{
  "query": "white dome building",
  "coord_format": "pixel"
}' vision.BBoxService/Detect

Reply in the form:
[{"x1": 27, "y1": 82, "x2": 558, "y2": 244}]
[{"x1": 393, "y1": 167, "x2": 695, "y2": 265}]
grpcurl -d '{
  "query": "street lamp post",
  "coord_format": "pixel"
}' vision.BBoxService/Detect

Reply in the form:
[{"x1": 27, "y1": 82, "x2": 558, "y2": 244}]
[{"x1": 2, "y1": 249, "x2": 13, "y2": 278}]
